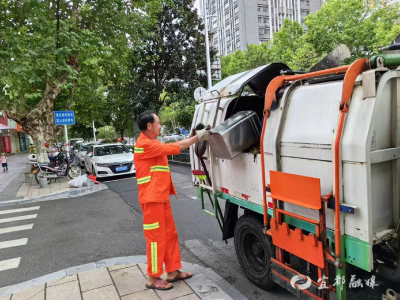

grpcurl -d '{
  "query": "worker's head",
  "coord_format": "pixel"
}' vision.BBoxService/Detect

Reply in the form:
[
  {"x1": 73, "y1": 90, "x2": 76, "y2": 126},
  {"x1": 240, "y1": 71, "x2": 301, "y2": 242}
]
[{"x1": 137, "y1": 111, "x2": 161, "y2": 139}]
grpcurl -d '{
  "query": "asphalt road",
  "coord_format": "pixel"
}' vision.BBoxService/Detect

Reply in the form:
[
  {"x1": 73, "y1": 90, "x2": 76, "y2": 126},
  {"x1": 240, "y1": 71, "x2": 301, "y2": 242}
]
[{"x1": 0, "y1": 162, "x2": 294, "y2": 300}]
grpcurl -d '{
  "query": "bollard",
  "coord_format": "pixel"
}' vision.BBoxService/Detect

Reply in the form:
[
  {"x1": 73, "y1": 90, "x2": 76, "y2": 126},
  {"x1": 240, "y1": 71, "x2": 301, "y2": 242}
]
[{"x1": 39, "y1": 178, "x2": 48, "y2": 188}]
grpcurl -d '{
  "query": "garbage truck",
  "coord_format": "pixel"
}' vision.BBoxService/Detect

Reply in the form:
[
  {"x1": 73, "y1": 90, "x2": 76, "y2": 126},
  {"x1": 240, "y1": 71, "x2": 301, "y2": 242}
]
[{"x1": 190, "y1": 48, "x2": 400, "y2": 300}]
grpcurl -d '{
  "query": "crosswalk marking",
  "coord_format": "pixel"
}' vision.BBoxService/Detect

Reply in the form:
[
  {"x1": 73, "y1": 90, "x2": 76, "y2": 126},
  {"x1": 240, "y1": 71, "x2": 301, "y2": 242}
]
[
  {"x1": 0, "y1": 224, "x2": 34, "y2": 235},
  {"x1": 0, "y1": 238, "x2": 28, "y2": 249},
  {"x1": 0, "y1": 214, "x2": 37, "y2": 224},
  {"x1": 0, "y1": 258, "x2": 21, "y2": 271},
  {"x1": 0, "y1": 206, "x2": 40, "y2": 215}
]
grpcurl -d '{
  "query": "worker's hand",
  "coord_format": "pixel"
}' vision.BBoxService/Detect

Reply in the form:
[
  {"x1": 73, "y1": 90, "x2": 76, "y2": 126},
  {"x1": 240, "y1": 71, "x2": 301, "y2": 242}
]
[{"x1": 196, "y1": 129, "x2": 211, "y2": 141}]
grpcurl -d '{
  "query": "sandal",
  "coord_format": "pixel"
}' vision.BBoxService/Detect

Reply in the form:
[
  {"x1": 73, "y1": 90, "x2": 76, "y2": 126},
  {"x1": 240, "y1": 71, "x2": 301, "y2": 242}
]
[
  {"x1": 145, "y1": 277, "x2": 173, "y2": 290},
  {"x1": 166, "y1": 270, "x2": 193, "y2": 283}
]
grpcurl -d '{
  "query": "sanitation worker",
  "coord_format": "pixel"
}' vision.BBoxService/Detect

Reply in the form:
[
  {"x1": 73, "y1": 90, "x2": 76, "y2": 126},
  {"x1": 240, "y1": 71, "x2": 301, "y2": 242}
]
[{"x1": 134, "y1": 111, "x2": 210, "y2": 291}]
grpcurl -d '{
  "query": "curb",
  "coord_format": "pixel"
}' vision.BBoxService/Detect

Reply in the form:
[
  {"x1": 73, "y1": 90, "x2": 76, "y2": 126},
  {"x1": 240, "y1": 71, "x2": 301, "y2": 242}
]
[
  {"x1": 0, "y1": 256, "x2": 248, "y2": 300},
  {"x1": 0, "y1": 184, "x2": 108, "y2": 207}
]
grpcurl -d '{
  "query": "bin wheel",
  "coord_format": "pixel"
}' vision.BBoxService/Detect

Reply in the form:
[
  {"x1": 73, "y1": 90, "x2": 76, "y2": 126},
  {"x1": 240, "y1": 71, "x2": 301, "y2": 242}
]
[{"x1": 234, "y1": 214, "x2": 276, "y2": 290}]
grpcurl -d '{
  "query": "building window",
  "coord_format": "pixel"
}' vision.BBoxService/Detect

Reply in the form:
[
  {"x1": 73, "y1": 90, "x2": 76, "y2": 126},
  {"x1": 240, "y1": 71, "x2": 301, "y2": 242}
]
[
  {"x1": 227, "y1": 35, "x2": 231, "y2": 42},
  {"x1": 264, "y1": 17, "x2": 269, "y2": 24},
  {"x1": 236, "y1": 41, "x2": 240, "y2": 49},
  {"x1": 234, "y1": 6, "x2": 238, "y2": 14},
  {"x1": 235, "y1": 30, "x2": 239, "y2": 36},
  {"x1": 235, "y1": 18, "x2": 239, "y2": 25},
  {"x1": 258, "y1": 16, "x2": 262, "y2": 23},
  {"x1": 259, "y1": 28, "x2": 264, "y2": 34}
]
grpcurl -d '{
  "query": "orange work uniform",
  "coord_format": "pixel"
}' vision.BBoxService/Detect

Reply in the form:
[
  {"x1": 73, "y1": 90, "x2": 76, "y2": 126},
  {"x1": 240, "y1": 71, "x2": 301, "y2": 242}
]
[{"x1": 134, "y1": 133, "x2": 182, "y2": 277}]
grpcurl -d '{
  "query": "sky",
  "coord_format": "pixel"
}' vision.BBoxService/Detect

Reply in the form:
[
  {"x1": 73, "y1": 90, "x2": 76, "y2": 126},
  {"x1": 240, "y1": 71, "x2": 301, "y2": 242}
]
[{"x1": 193, "y1": 0, "x2": 200, "y2": 14}]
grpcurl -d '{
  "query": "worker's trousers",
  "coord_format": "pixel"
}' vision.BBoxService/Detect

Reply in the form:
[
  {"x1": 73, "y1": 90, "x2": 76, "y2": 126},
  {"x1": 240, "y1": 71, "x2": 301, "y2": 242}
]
[{"x1": 141, "y1": 202, "x2": 182, "y2": 277}]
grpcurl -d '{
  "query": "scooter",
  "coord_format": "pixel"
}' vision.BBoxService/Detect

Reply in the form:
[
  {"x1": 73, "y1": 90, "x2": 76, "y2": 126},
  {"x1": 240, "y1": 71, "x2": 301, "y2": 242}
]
[{"x1": 32, "y1": 152, "x2": 81, "y2": 184}]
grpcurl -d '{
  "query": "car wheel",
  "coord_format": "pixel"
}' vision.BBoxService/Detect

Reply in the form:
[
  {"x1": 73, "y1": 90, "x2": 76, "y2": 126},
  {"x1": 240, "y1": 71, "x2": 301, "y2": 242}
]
[{"x1": 234, "y1": 214, "x2": 276, "y2": 290}]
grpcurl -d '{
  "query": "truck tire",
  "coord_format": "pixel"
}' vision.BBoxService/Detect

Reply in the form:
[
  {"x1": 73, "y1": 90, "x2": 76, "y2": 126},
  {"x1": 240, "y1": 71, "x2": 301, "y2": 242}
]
[{"x1": 234, "y1": 214, "x2": 276, "y2": 290}]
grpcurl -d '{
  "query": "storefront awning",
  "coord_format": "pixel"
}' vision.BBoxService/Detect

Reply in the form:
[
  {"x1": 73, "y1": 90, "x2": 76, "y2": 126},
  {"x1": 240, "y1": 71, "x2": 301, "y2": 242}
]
[{"x1": 0, "y1": 124, "x2": 13, "y2": 130}]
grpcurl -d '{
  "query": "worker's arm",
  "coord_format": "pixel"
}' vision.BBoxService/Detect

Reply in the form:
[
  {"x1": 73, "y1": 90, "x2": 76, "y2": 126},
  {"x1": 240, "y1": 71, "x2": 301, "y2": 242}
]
[{"x1": 179, "y1": 136, "x2": 199, "y2": 151}]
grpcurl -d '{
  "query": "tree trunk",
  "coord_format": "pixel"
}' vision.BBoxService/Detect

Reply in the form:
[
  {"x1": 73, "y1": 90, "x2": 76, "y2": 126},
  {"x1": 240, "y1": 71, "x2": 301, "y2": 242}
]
[{"x1": 5, "y1": 78, "x2": 65, "y2": 163}]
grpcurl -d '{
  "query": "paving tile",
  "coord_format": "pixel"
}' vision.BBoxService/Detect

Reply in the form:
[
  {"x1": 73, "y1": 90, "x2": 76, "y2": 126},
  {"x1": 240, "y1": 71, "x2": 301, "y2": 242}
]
[
  {"x1": 110, "y1": 266, "x2": 147, "y2": 296},
  {"x1": 0, "y1": 296, "x2": 11, "y2": 300},
  {"x1": 16, "y1": 191, "x2": 28, "y2": 197},
  {"x1": 121, "y1": 289, "x2": 159, "y2": 300},
  {"x1": 155, "y1": 281, "x2": 193, "y2": 300},
  {"x1": 108, "y1": 263, "x2": 137, "y2": 271},
  {"x1": 46, "y1": 280, "x2": 81, "y2": 300},
  {"x1": 82, "y1": 285, "x2": 119, "y2": 300},
  {"x1": 11, "y1": 284, "x2": 44, "y2": 300},
  {"x1": 136, "y1": 264, "x2": 148, "y2": 274},
  {"x1": 47, "y1": 274, "x2": 77, "y2": 287},
  {"x1": 174, "y1": 294, "x2": 201, "y2": 300},
  {"x1": 79, "y1": 268, "x2": 113, "y2": 292},
  {"x1": 185, "y1": 274, "x2": 232, "y2": 300}
]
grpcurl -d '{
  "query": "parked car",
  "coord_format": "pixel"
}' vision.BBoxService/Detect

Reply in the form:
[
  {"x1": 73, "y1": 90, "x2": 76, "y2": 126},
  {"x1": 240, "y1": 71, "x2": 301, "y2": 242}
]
[
  {"x1": 74, "y1": 142, "x2": 93, "y2": 168},
  {"x1": 84, "y1": 143, "x2": 135, "y2": 178},
  {"x1": 69, "y1": 138, "x2": 84, "y2": 151}
]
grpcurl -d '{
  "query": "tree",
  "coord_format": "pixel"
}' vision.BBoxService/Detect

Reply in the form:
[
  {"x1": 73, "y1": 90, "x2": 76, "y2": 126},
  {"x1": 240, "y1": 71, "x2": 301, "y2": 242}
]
[
  {"x1": 0, "y1": 0, "x2": 140, "y2": 161},
  {"x1": 221, "y1": 19, "x2": 304, "y2": 78},
  {"x1": 159, "y1": 81, "x2": 197, "y2": 132},
  {"x1": 130, "y1": 0, "x2": 215, "y2": 113},
  {"x1": 305, "y1": 0, "x2": 400, "y2": 62}
]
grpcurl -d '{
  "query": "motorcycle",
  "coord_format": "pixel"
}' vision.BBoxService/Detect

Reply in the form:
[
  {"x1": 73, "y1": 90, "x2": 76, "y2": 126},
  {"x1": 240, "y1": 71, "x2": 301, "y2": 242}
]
[{"x1": 32, "y1": 151, "x2": 81, "y2": 184}]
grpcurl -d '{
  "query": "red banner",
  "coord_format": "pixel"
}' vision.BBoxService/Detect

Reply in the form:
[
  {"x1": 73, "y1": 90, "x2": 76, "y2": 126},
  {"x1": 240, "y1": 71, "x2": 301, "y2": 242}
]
[{"x1": 2, "y1": 136, "x2": 11, "y2": 153}]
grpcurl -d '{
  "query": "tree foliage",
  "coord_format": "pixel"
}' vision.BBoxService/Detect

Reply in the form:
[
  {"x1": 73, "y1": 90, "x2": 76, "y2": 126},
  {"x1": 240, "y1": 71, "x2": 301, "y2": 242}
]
[
  {"x1": 221, "y1": 0, "x2": 400, "y2": 78},
  {"x1": 0, "y1": 0, "x2": 140, "y2": 160},
  {"x1": 129, "y1": 0, "x2": 215, "y2": 114}
]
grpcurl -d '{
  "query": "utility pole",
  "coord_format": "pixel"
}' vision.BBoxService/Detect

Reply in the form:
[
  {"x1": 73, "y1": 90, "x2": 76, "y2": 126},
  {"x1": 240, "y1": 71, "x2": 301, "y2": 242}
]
[
  {"x1": 92, "y1": 120, "x2": 97, "y2": 142},
  {"x1": 203, "y1": 0, "x2": 212, "y2": 89}
]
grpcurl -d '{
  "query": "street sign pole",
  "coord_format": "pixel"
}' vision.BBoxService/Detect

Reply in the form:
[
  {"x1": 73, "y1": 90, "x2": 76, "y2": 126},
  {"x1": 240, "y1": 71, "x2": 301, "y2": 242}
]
[
  {"x1": 64, "y1": 124, "x2": 69, "y2": 159},
  {"x1": 54, "y1": 111, "x2": 75, "y2": 160},
  {"x1": 92, "y1": 120, "x2": 97, "y2": 142}
]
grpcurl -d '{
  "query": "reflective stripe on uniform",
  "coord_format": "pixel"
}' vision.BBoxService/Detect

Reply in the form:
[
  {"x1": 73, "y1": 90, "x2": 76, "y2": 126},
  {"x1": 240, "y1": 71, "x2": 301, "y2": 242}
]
[
  {"x1": 134, "y1": 147, "x2": 144, "y2": 153},
  {"x1": 137, "y1": 176, "x2": 151, "y2": 184},
  {"x1": 143, "y1": 222, "x2": 159, "y2": 230},
  {"x1": 151, "y1": 242, "x2": 157, "y2": 274},
  {"x1": 150, "y1": 165, "x2": 170, "y2": 172}
]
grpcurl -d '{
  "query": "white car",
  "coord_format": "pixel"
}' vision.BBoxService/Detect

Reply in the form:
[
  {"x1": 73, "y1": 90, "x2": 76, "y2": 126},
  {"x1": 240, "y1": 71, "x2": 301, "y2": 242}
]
[
  {"x1": 74, "y1": 142, "x2": 93, "y2": 167},
  {"x1": 84, "y1": 143, "x2": 135, "y2": 178}
]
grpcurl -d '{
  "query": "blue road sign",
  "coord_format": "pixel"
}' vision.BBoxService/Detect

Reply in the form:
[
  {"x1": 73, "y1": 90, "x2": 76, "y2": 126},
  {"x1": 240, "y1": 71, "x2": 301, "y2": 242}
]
[{"x1": 54, "y1": 111, "x2": 75, "y2": 125}]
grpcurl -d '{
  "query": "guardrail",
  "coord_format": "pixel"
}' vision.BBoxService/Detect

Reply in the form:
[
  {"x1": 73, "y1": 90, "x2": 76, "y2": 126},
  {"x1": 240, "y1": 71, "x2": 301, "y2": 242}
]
[{"x1": 168, "y1": 148, "x2": 190, "y2": 163}]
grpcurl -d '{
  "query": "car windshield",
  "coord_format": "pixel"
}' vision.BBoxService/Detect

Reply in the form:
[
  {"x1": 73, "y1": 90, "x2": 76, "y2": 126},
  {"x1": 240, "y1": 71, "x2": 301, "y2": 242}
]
[
  {"x1": 80, "y1": 144, "x2": 92, "y2": 151},
  {"x1": 94, "y1": 145, "x2": 129, "y2": 156}
]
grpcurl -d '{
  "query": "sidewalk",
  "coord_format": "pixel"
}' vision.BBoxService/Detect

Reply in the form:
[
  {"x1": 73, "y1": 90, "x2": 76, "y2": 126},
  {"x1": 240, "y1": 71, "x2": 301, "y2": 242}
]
[
  {"x1": 16, "y1": 177, "x2": 77, "y2": 199},
  {"x1": 0, "y1": 153, "x2": 30, "y2": 202},
  {"x1": 0, "y1": 257, "x2": 243, "y2": 300}
]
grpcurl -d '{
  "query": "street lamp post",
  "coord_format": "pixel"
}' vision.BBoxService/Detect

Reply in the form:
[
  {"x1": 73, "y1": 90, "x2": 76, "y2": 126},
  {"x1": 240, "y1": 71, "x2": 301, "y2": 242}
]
[{"x1": 203, "y1": 0, "x2": 212, "y2": 89}]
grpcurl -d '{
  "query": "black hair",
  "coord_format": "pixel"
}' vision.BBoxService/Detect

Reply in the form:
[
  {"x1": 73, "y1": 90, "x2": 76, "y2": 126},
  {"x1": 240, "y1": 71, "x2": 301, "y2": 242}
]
[{"x1": 137, "y1": 110, "x2": 156, "y2": 131}]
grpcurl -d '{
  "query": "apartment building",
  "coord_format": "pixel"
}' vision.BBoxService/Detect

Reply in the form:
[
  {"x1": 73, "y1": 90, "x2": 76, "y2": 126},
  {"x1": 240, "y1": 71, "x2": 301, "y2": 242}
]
[{"x1": 199, "y1": 0, "x2": 323, "y2": 79}]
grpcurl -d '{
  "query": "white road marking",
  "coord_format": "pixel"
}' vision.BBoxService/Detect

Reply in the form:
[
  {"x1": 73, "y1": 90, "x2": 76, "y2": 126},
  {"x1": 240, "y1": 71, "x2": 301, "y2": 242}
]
[
  {"x1": 0, "y1": 214, "x2": 37, "y2": 224},
  {"x1": 0, "y1": 206, "x2": 40, "y2": 215},
  {"x1": 0, "y1": 224, "x2": 34, "y2": 234},
  {"x1": 0, "y1": 238, "x2": 28, "y2": 249},
  {"x1": 0, "y1": 258, "x2": 21, "y2": 271}
]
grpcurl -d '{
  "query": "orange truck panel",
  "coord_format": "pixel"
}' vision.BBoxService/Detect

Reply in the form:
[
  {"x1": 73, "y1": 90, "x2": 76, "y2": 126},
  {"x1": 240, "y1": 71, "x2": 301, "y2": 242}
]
[
  {"x1": 270, "y1": 218, "x2": 325, "y2": 268},
  {"x1": 269, "y1": 170, "x2": 322, "y2": 210}
]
